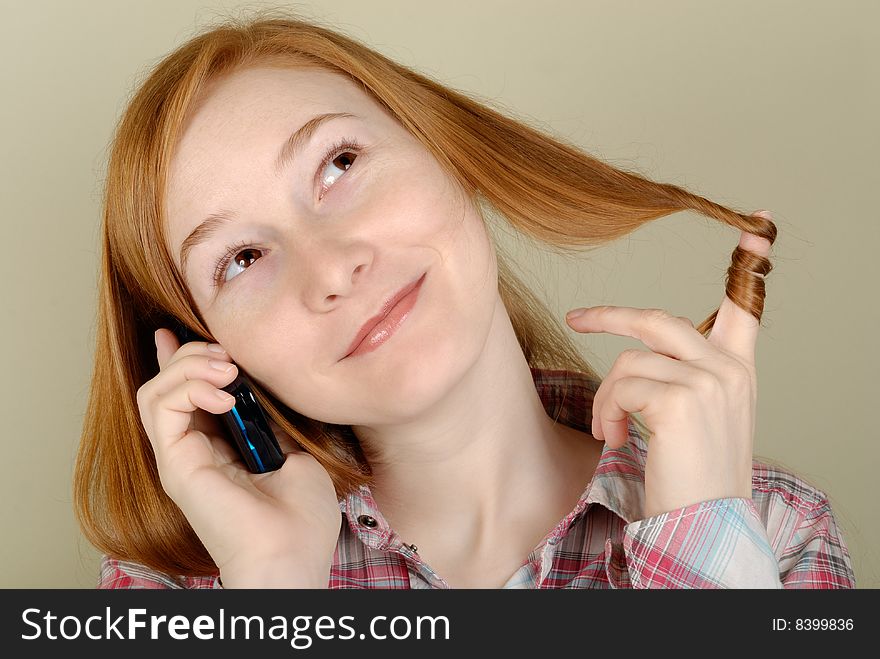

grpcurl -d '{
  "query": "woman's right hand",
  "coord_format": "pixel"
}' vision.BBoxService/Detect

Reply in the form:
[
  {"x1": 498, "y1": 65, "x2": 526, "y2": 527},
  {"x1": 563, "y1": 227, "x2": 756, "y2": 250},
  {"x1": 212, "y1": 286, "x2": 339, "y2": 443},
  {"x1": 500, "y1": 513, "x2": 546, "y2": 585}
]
[{"x1": 135, "y1": 328, "x2": 342, "y2": 588}]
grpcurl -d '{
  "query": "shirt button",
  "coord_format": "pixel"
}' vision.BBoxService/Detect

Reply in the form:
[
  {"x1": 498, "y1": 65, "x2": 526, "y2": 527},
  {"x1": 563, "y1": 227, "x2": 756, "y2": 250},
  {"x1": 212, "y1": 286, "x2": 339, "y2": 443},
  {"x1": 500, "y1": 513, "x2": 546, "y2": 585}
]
[{"x1": 357, "y1": 514, "x2": 378, "y2": 528}]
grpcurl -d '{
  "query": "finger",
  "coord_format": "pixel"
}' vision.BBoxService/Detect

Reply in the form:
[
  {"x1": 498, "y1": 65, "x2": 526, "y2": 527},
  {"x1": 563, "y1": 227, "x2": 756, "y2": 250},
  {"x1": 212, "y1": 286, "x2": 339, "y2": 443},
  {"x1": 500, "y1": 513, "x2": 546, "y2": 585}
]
[
  {"x1": 139, "y1": 353, "x2": 238, "y2": 453},
  {"x1": 150, "y1": 378, "x2": 236, "y2": 469},
  {"x1": 592, "y1": 376, "x2": 671, "y2": 449},
  {"x1": 590, "y1": 348, "x2": 697, "y2": 438},
  {"x1": 566, "y1": 306, "x2": 711, "y2": 362},
  {"x1": 708, "y1": 210, "x2": 773, "y2": 361},
  {"x1": 155, "y1": 327, "x2": 229, "y2": 371},
  {"x1": 145, "y1": 351, "x2": 238, "y2": 404},
  {"x1": 154, "y1": 327, "x2": 180, "y2": 371}
]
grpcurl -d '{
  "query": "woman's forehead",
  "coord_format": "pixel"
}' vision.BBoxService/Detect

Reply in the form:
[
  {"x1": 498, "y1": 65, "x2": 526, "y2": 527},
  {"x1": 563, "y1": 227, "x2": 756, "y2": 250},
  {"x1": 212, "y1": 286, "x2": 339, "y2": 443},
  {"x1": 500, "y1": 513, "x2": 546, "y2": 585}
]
[
  {"x1": 162, "y1": 67, "x2": 389, "y2": 267},
  {"x1": 190, "y1": 66, "x2": 365, "y2": 123},
  {"x1": 167, "y1": 68, "x2": 362, "y2": 188}
]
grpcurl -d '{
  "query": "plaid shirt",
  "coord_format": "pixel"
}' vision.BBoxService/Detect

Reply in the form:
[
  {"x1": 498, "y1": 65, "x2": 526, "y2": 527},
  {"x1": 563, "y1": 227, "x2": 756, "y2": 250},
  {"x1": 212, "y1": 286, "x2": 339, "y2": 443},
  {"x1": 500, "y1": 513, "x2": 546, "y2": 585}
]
[{"x1": 98, "y1": 367, "x2": 856, "y2": 589}]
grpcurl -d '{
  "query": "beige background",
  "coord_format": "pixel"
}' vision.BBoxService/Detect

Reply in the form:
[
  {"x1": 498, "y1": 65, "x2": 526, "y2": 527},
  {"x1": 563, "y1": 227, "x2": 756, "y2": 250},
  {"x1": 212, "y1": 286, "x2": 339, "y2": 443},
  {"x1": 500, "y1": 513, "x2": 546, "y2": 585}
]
[{"x1": 1, "y1": 0, "x2": 876, "y2": 587}]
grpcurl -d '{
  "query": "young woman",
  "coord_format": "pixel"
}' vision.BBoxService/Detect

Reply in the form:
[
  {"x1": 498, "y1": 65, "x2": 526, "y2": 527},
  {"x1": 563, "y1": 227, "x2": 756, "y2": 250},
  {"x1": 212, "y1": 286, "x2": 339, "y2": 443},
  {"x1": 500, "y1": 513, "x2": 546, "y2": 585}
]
[{"x1": 74, "y1": 11, "x2": 855, "y2": 589}]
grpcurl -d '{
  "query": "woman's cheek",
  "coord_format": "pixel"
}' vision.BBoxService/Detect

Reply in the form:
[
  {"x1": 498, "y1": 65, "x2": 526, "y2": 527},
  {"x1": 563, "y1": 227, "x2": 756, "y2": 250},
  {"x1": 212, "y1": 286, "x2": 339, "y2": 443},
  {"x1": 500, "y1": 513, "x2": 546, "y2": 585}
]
[{"x1": 233, "y1": 255, "x2": 279, "y2": 309}]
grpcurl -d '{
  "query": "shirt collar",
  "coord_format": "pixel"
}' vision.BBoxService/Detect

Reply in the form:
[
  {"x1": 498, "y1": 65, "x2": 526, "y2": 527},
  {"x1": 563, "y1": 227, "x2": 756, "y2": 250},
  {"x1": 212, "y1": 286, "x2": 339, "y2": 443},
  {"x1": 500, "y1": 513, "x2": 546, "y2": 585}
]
[
  {"x1": 338, "y1": 367, "x2": 646, "y2": 550},
  {"x1": 527, "y1": 366, "x2": 646, "y2": 527}
]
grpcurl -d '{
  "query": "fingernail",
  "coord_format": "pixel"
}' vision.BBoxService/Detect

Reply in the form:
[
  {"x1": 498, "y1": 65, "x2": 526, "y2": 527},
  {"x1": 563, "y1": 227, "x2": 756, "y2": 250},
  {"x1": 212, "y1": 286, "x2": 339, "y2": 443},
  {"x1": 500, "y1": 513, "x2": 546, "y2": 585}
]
[
  {"x1": 566, "y1": 308, "x2": 588, "y2": 321},
  {"x1": 207, "y1": 343, "x2": 226, "y2": 354},
  {"x1": 209, "y1": 359, "x2": 234, "y2": 372},
  {"x1": 755, "y1": 209, "x2": 773, "y2": 219}
]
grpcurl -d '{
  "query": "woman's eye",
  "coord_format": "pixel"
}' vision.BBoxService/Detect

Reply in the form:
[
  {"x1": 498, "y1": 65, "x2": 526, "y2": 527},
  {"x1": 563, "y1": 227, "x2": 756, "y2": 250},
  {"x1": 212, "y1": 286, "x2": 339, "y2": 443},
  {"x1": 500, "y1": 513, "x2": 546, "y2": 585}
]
[
  {"x1": 213, "y1": 243, "x2": 263, "y2": 288},
  {"x1": 211, "y1": 139, "x2": 362, "y2": 290},
  {"x1": 317, "y1": 138, "x2": 361, "y2": 200}
]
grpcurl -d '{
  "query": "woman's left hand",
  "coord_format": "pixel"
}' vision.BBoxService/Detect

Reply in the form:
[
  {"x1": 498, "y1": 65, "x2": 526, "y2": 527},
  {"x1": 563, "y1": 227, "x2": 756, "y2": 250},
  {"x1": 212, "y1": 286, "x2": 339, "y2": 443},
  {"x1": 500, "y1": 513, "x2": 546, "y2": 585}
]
[{"x1": 565, "y1": 214, "x2": 773, "y2": 519}]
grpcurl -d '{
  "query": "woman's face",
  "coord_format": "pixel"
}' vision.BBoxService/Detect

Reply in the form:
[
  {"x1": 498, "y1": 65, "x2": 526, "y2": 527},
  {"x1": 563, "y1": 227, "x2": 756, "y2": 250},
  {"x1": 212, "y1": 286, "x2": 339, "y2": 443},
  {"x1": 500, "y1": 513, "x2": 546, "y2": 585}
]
[{"x1": 164, "y1": 65, "x2": 499, "y2": 425}]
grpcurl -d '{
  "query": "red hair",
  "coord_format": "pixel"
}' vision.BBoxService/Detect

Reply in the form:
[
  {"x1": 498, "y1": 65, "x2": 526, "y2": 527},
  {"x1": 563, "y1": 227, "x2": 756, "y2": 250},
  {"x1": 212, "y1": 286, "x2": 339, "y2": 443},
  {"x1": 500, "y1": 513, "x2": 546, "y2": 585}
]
[{"x1": 74, "y1": 8, "x2": 775, "y2": 578}]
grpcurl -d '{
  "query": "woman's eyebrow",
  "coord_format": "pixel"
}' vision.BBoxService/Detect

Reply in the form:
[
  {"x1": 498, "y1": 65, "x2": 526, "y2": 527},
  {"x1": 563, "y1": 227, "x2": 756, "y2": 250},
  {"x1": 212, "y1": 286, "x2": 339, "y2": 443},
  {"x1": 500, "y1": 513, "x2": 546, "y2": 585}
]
[
  {"x1": 179, "y1": 111, "x2": 358, "y2": 274},
  {"x1": 273, "y1": 111, "x2": 357, "y2": 176},
  {"x1": 179, "y1": 211, "x2": 233, "y2": 275}
]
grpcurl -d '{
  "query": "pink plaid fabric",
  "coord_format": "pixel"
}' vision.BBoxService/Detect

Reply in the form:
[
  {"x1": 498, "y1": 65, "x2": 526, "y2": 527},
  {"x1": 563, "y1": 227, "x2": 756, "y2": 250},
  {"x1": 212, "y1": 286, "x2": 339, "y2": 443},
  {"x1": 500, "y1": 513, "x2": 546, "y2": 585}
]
[{"x1": 98, "y1": 368, "x2": 856, "y2": 589}]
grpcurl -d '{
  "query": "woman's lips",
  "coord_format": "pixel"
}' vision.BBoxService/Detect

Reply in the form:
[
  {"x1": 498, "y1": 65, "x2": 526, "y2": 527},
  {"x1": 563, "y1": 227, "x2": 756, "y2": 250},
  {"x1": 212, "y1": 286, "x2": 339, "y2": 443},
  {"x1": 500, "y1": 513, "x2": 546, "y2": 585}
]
[{"x1": 342, "y1": 273, "x2": 426, "y2": 360}]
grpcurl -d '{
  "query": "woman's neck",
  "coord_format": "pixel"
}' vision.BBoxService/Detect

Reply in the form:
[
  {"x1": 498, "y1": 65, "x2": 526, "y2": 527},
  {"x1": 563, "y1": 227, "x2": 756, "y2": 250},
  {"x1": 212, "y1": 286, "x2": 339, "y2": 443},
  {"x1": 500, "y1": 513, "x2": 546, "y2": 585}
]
[{"x1": 351, "y1": 301, "x2": 601, "y2": 562}]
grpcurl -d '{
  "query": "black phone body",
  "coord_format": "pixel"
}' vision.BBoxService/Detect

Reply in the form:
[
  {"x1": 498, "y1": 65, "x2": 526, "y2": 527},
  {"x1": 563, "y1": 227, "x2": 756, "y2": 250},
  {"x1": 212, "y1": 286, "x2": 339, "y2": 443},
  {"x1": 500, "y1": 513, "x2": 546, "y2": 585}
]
[{"x1": 170, "y1": 321, "x2": 285, "y2": 474}]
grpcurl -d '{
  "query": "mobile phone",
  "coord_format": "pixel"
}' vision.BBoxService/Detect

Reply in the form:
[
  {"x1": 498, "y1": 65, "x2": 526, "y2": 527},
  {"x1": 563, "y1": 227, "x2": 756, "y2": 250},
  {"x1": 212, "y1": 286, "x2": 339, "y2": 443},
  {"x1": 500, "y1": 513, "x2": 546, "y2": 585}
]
[{"x1": 170, "y1": 321, "x2": 285, "y2": 473}]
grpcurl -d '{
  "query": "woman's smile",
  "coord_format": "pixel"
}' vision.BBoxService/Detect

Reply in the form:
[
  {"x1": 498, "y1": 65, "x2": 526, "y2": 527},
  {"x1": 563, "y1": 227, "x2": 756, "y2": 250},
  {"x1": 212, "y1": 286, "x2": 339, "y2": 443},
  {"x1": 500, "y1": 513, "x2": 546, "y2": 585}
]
[{"x1": 342, "y1": 271, "x2": 426, "y2": 360}]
